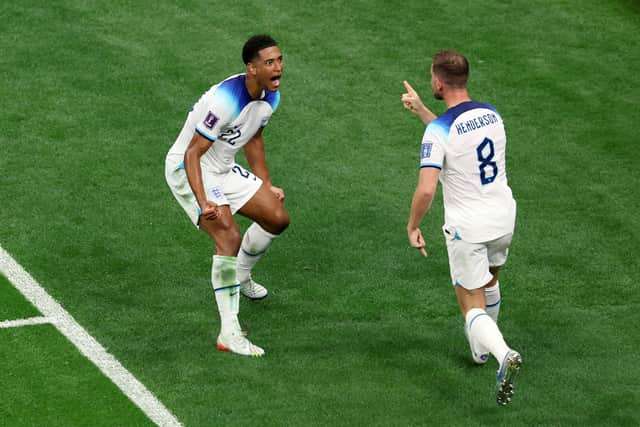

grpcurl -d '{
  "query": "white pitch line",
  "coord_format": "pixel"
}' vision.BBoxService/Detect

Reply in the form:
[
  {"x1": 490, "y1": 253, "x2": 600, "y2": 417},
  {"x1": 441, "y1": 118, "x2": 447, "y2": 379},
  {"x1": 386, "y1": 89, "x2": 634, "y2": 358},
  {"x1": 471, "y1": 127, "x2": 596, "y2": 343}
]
[
  {"x1": 0, "y1": 316, "x2": 52, "y2": 328},
  {"x1": 0, "y1": 245, "x2": 182, "y2": 427}
]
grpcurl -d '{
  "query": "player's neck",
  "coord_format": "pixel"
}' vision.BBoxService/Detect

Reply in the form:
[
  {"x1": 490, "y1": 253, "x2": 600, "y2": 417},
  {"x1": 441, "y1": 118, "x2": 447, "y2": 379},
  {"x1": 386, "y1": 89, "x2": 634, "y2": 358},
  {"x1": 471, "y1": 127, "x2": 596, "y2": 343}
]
[
  {"x1": 244, "y1": 75, "x2": 263, "y2": 99},
  {"x1": 443, "y1": 88, "x2": 471, "y2": 109}
]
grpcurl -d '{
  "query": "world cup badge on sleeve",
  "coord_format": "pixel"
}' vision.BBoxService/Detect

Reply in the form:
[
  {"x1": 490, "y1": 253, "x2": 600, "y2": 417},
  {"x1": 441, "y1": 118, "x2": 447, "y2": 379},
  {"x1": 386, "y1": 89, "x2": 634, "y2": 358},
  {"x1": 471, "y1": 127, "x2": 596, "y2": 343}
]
[{"x1": 204, "y1": 111, "x2": 219, "y2": 129}]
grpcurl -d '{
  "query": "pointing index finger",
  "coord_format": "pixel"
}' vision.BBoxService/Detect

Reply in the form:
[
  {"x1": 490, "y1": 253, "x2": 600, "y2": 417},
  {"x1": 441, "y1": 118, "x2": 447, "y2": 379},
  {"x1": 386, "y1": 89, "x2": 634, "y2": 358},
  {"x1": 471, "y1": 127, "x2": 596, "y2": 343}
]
[{"x1": 403, "y1": 80, "x2": 415, "y2": 93}]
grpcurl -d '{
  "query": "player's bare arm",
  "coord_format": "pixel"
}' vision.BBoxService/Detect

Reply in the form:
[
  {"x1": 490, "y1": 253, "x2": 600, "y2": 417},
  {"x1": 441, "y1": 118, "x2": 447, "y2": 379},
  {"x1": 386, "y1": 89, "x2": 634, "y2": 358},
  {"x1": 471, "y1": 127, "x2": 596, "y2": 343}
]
[
  {"x1": 184, "y1": 132, "x2": 220, "y2": 220},
  {"x1": 402, "y1": 80, "x2": 437, "y2": 125},
  {"x1": 243, "y1": 128, "x2": 285, "y2": 201},
  {"x1": 407, "y1": 167, "x2": 440, "y2": 257}
]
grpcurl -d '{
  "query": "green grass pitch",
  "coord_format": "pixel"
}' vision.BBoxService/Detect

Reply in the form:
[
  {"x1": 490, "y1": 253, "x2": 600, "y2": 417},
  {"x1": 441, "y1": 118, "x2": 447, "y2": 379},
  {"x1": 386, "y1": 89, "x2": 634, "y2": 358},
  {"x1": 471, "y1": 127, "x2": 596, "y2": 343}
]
[{"x1": 1, "y1": 0, "x2": 639, "y2": 425}]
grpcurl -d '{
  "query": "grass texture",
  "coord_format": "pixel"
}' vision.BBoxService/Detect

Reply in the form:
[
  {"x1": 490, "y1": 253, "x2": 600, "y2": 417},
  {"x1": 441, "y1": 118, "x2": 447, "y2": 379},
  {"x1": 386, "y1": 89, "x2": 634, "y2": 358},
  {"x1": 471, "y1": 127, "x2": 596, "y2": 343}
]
[{"x1": 1, "y1": 0, "x2": 639, "y2": 425}]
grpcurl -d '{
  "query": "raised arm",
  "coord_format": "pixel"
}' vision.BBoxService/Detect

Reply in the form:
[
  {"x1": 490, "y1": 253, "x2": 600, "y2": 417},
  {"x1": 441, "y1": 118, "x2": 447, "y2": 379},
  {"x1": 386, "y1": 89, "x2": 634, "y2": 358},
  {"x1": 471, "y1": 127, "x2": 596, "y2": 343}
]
[{"x1": 402, "y1": 80, "x2": 437, "y2": 125}]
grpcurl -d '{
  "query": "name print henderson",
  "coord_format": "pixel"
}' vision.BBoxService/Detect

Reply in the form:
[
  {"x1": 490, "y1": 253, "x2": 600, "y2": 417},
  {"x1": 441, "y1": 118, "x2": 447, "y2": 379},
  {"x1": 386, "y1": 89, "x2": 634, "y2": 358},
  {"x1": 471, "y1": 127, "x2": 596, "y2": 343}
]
[{"x1": 455, "y1": 112, "x2": 499, "y2": 135}]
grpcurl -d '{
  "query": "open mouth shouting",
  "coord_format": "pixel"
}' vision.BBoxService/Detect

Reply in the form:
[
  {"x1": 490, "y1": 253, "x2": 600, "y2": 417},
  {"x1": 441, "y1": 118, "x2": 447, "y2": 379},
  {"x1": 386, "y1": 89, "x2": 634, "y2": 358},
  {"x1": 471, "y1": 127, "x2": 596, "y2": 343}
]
[{"x1": 270, "y1": 74, "x2": 282, "y2": 90}]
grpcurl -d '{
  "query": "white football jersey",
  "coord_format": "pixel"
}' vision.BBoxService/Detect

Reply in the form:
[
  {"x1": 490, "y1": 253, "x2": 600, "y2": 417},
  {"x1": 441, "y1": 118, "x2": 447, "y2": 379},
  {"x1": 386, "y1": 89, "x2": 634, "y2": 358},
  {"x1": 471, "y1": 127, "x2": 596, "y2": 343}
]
[
  {"x1": 420, "y1": 101, "x2": 516, "y2": 243},
  {"x1": 168, "y1": 73, "x2": 280, "y2": 173}
]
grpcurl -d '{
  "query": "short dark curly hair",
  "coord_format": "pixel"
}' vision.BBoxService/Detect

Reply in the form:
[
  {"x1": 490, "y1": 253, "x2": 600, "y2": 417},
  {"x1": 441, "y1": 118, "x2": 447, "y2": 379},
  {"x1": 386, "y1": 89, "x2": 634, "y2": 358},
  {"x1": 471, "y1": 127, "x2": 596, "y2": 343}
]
[{"x1": 242, "y1": 35, "x2": 279, "y2": 64}]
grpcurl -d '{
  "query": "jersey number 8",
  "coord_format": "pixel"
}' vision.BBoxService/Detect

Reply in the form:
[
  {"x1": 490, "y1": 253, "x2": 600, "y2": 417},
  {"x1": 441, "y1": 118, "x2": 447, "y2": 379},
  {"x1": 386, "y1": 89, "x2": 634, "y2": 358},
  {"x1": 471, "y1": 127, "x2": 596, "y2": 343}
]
[{"x1": 476, "y1": 137, "x2": 498, "y2": 185}]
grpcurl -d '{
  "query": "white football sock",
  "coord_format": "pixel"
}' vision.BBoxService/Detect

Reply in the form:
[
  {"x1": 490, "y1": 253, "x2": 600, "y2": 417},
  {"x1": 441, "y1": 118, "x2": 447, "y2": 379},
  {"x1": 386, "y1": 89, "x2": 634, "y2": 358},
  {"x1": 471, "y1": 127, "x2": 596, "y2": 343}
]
[
  {"x1": 236, "y1": 222, "x2": 278, "y2": 285},
  {"x1": 485, "y1": 282, "x2": 501, "y2": 323},
  {"x1": 211, "y1": 255, "x2": 240, "y2": 335},
  {"x1": 465, "y1": 308, "x2": 510, "y2": 364}
]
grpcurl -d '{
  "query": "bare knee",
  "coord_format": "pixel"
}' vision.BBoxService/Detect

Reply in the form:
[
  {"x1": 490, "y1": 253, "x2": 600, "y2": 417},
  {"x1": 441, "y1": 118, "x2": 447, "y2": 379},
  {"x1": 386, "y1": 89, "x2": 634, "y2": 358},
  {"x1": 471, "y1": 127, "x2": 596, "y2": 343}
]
[
  {"x1": 214, "y1": 226, "x2": 242, "y2": 255},
  {"x1": 199, "y1": 212, "x2": 242, "y2": 255},
  {"x1": 455, "y1": 285, "x2": 487, "y2": 316},
  {"x1": 274, "y1": 208, "x2": 290, "y2": 233},
  {"x1": 262, "y1": 207, "x2": 290, "y2": 235}
]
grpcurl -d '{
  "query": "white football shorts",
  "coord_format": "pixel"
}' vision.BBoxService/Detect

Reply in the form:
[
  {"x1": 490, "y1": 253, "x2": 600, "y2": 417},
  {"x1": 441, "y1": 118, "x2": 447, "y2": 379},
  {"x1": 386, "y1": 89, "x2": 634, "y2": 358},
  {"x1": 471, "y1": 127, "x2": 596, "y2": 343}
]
[
  {"x1": 443, "y1": 226, "x2": 513, "y2": 290},
  {"x1": 165, "y1": 154, "x2": 262, "y2": 227}
]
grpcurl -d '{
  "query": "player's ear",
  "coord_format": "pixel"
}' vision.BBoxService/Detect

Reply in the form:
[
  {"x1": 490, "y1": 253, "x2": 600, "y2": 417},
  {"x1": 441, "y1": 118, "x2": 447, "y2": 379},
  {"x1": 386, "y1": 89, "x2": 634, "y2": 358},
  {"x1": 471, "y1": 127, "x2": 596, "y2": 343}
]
[
  {"x1": 246, "y1": 61, "x2": 257, "y2": 76},
  {"x1": 434, "y1": 76, "x2": 444, "y2": 91}
]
